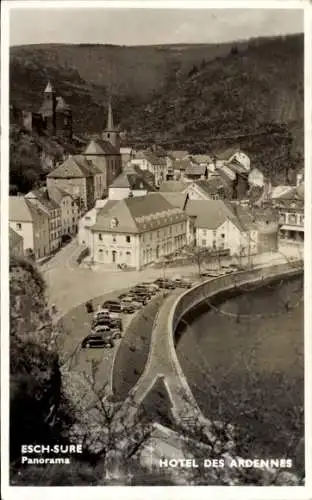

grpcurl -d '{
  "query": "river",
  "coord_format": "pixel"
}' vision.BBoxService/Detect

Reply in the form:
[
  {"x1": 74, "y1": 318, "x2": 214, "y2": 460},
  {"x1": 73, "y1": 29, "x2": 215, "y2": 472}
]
[{"x1": 175, "y1": 274, "x2": 304, "y2": 470}]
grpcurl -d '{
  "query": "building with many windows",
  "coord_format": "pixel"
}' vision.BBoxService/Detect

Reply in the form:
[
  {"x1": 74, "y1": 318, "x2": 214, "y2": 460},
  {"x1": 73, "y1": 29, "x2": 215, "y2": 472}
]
[
  {"x1": 185, "y1": 199, "x2": 258, "y2": 257},
  {"x1": 25, "y1": 189, "x2": 62, "y2": 252},
  {"x1": 48, "y1": 186, "x2": 80, "y2": 237},
  {"x1": 90, "y1": 193, "x2": 188, "y2": 269},
  {"x1": 273, "y1": 185, "x2": 304, "y2": 242},
  {"x1": 9, "y1": 196, "x2": 50, "y2": 259}
]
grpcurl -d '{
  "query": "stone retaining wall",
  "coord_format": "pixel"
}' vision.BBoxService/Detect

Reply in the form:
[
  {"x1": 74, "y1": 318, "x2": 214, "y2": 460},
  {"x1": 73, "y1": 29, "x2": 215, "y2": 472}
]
[{"x1": 168, "y1": 261, "x2": 303, "y2": 419}]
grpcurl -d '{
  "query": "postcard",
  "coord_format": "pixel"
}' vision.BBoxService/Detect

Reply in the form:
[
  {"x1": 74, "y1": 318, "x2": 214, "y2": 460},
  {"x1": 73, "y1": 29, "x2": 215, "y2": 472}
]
[{"x1": 1, "y1": 1, "x2": 311, "y2": 499}]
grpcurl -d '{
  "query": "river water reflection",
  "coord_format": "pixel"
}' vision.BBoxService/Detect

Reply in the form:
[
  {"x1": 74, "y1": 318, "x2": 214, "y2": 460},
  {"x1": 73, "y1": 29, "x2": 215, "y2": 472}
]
[{"x1": 176, "y1": 275, "x2": 304, "y2": 465}]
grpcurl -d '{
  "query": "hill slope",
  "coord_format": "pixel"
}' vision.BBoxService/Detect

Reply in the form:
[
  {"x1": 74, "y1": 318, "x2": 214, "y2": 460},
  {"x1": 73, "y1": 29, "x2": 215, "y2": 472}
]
[
  {"x1": 10, "y1": 35, "x2": 304, "y2": 181},
  {"x1": 10, "y1": 40, "x2": 249, "y2": 99}
]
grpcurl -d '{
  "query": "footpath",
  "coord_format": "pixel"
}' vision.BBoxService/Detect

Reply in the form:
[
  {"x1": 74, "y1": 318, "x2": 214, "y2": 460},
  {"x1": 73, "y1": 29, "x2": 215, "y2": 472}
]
[{"x1": 130, "y1": 292, "x2": 200, "y2": 420}]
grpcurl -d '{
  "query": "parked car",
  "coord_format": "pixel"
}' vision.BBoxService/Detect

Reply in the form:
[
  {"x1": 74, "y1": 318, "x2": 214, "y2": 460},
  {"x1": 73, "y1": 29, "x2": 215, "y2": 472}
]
[
  {"x1": 171, "y1": 278, "x2": 192, "y2": 289},
  {"x1": 154, "y1": 278, "x2": 176, "y2": 289},
  {"x1": 92, "y1": 317, "x2": 113, "y2": 328},
  {"x1": 120, "y1": 297, "x2": 141, "y2": 310},
  {"x1": 130, "y1": 286, "x2": 153, "y2": 297},
  {"x1": 140, "y1": 282, "x2": 160, "y2": 293},
  {"x1": 93, "y1": 313, "x2": 110, "y2": 323},
  {"x1": 120, "y1": 301, "x2": 136, "y2": 314},
  {"x1": 132, "y1": 294, "x2": 149, "y2": 306},
  {"x1": 109, "y1": 317, "x2": 123, "y2": 331},
  {"x1": 81, "y1": 332, "x2": 114, "y2": 349},
  {"x1": 132, "y1": 285, "x2": 154, "y2": 296},
  {"x1": 111, "y1": 328, "x2": 122, "y2": 340},
  {"x1": 94, "y1": 308, "x2": 110, "y2": 318},
  {"x1": 102, "y1": 300, "x2": 121, "y2": 311}
]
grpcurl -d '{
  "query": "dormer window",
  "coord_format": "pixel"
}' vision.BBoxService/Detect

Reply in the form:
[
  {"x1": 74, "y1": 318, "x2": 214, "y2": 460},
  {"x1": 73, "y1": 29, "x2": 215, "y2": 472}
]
[{"x1": 110, "y1": 217, "x2": 118, "y2": 229}]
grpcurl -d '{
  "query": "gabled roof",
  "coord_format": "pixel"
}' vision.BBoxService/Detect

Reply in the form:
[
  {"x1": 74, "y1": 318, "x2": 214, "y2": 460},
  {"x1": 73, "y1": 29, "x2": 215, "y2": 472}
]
[
  {"x1": 92, "y1": 193, "x2": 187, "y2": 234},
  {"x1": 84, "y1": 138, "x2": 118, "y2": 156},
  {"x1": 185, "y1": 199, "x2": 238, "y2": 229},
  {"x1": 159, "y1": 180, "x2": 188, "y2": 193},
  {"x1": 47, "y1": 186, "x2": 73, "y2": 205},
  {"x1": 25, "y1": 189, "x2": 60, "y2": 211},
  {"x1": 9, "y1": 196, "x2": 48, "y2": 222},
  {"x1": 109, "y1": 172, "x2": 155, "y2": 191},
  {"x1": 186, "y1": 179, "x2": 223, "y2": 197},
  {"x1": 9, "y1": 227, "x2": 24, "y2": 250},
  {"x1": 47, "y1": 155, "x2": 95, "y2": 179},
  {"x1": 274, "y1": 184, "x2": 304, "y2": 202},
  {"x1": 173, "y1": 159, "x2": 192, "y2": 171},
  {"x1": 190, "y1": 154, "x2": 213, "y2": 164},
  {"x1": 120, "y1": 147, "x2": 133, "y2": 154},
  {"x1": 216, "y1": 148, "x2": 240, "y2": 161},
  {"x1": 185, "y1": 164, "x2": 207, "y2": 176},
  {"x1": 168, "y1": 150, "x2": 189, "y2": 160},
  {"x1": 144, "y1": 152, "x2": 167, "y2": 166},
  {"x1": 218, "y1": 165, "x2": 236, "y2": 181},
  {"x1": 56, "y1": 96, "x2": 71, "y2": 111},
  {"x1": 159, "y1": 193, "x2": 189, "y2": 210}
]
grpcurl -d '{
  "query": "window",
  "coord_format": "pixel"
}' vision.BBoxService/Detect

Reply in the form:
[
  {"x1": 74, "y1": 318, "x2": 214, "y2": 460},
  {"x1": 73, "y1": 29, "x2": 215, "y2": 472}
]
[
  {"x1": 16, "y1": 223, "x2": 22, "y2": 230},
  {"x1": 126, "y1": 235, "x2": 131, "y2": 243},
  {"x1": 213, "y1": 230, "x2": 217, "y2": 237},
  {"x1": 112, "y1": 237, "x2": 116, "y2": 243},
  {"x1": 99, "y1": 234, "x2": 103, "y2": 241},
  {"x1": 288, "y1": 214, "x2": 296, "y2": 224},
  {"x1": 202, "y1": 239, "x2": 206, "y2": 246},
  {"x1": 213, "y1": 241, "x2": 216, "y2": 249},
  {"x1": 150, "y1": 232, "x2": 153, "y2": 241},
  {"x1": 221, "y1": 233, "x2": 225, "y2": 239},
  {"x1": 202, "y1": 230, "x2": 206, "y2": 236}
]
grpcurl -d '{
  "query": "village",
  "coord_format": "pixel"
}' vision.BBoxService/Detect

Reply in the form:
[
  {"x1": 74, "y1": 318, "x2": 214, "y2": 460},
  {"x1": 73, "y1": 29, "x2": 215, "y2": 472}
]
[{"x1": 9, "y1": 81, "x2": 304, "y2": 271}]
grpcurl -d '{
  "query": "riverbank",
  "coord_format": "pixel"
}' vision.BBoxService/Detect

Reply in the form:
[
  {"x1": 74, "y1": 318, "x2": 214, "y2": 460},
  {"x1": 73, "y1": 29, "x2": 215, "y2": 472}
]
[{"x1": 174, "y1": 270, "x2": 304, "y2": 473}]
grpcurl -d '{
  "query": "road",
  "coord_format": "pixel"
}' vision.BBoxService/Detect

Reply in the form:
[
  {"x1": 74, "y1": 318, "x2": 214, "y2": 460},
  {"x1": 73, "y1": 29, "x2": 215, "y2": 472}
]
[{"x1": 41, "y1": 238, "x2": 302, "y2": 321}]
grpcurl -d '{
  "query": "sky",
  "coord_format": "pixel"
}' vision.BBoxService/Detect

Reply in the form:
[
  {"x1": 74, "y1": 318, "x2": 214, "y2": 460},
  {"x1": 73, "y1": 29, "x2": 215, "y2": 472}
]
[{"x1": 9, "y1": 7, "x2": 303, "y2": 47}]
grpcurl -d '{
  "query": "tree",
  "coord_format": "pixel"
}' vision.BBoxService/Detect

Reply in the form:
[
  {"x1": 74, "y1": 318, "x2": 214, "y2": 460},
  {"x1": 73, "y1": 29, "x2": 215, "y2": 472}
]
[{"x1": 185, "y1": 244, "x2": 210, "y2": 277}]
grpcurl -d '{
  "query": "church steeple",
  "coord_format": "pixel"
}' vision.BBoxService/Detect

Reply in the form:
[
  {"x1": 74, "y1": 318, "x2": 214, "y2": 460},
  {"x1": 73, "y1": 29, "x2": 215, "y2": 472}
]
[
  {"x1": 102, "y1": 97, "x2": 120, "y2": 153},
  {"x1": 106, "y1": 98, "x2": 114, "y2": 131},
  {"x1": 44, "y1": 81, "x2": 55, "y2": 94}
]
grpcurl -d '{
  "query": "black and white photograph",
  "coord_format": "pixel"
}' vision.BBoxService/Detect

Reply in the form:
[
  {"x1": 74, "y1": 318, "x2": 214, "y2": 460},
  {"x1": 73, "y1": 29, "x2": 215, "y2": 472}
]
[{"x1": 1, "y1": 0, "x2": 310, "y2": 497}]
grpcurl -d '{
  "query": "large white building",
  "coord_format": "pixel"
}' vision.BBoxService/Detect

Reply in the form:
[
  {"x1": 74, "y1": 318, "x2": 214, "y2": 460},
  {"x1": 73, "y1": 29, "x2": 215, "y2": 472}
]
[
  {"x1": 89, "y1": 193, "x2": 188, "y2": 269},
  {"x1": 185, "y1": 199, "x2": 258, "y2": 257}
]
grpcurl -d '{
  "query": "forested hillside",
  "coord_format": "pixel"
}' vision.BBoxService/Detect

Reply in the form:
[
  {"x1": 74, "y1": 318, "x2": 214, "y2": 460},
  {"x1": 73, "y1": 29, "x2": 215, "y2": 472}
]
[{"x1": 10, "y1": 34, "x2": 304, "y2": 182}]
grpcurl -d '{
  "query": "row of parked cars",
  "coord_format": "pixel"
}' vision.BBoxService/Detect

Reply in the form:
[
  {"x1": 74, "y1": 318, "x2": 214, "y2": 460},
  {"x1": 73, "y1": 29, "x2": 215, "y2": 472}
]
[
  {"x1": 81, "y1": 277, "x2": 193, "y2": 349},
  {"x1": 200, "y1": 264, "x2": 240, "y2": 278}
]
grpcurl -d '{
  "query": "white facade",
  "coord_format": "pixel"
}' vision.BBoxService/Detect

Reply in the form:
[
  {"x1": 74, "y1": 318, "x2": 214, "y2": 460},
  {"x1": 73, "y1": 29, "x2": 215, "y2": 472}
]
[
  {"x1": 248, "y1": 168, "x2": 264, "y2": 187},
  {"x1": 91, "y1": 220, "x2": 187, "y2": 270},
  {"x1": 232, "y1": 151, "x2": 251, "y2": 171},
  {"x1": 9, "y1": 215, "x2": 50, "y2": 259},
  {"x1": 78, "y1": 208, "x2": 98, "y2": 247},
  {"x1": 196, "y1": 219, "x2": 258, "y2": 257}
]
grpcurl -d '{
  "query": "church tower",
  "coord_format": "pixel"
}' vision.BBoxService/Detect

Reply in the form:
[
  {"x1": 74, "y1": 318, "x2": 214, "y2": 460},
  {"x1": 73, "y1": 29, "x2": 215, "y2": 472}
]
[
  {"x1": 102, "y1": 98, "x2": 120, "y2": 152},
  {"x1": 41, "y1": 81, "x2": 57, "y2": 135}
]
